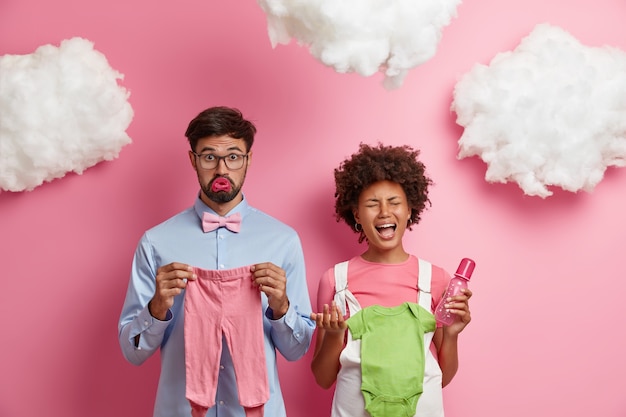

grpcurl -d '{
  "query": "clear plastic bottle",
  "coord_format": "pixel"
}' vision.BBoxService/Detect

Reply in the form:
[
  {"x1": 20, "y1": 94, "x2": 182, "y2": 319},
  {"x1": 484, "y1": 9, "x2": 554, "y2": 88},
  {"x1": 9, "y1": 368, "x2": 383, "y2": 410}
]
[{"x1": 434, "y1": 258, "x2": 476, "y2": 326}]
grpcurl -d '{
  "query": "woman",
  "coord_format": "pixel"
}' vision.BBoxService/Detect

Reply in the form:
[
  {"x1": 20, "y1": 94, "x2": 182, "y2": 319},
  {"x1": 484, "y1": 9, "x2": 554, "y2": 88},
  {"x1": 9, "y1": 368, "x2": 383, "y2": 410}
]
[{"x1": 311, "y1": 143, "x2": 473, "y2": 417}]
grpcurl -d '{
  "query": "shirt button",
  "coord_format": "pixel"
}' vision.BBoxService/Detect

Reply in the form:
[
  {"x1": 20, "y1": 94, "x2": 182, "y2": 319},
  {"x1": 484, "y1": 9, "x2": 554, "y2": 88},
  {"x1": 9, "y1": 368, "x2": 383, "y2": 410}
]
[
  {"x1": 220, "y1": 365, "x2": 225, "y2": 370},
  {"x1": 219, "y1": 235, "x2": 224, "y2": 240},
  {"x1": 219, "y1": 264, "x2": 225, "y2": 269},
  {"x1": 219, "y1": 401, "x2": 224, "y2": 405},
  {"x1": 144, "y1": 320, "x2": 149, "y2": 326}
]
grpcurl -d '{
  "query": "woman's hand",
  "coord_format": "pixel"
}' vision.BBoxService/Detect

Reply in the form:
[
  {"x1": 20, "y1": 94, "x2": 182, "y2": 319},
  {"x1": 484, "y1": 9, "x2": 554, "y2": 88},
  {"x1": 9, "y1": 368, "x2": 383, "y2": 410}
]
[
  {"x1": 442, "y1": 288, "x2": 473, "y2": 335},
  {"x1": 310, "y1": 301, "x2": 348, "y2": 334}
]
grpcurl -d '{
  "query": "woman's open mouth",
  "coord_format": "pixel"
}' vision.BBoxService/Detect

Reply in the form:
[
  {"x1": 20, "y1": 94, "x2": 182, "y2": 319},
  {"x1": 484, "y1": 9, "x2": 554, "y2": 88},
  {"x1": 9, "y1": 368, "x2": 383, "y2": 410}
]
[{"x1": 375, "y1": 223, "x2": 396, "y2": 239}]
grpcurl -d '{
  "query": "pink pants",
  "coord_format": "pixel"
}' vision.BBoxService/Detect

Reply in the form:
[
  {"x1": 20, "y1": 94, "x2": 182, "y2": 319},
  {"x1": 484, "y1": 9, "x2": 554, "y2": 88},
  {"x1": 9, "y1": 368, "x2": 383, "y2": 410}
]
[{"x1": 184, "y1": 265, "x2": 269, "y2": 417}]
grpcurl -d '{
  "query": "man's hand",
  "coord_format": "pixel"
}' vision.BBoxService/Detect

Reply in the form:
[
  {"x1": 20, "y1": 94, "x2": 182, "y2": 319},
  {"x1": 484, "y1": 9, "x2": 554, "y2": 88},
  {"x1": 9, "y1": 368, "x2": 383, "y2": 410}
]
[
  {"x1": 149, "y1": 262, "x2": 196, "y2": 320},
  {"x1": 251, "y1": 262, "x2": 289, "y2": 319}
]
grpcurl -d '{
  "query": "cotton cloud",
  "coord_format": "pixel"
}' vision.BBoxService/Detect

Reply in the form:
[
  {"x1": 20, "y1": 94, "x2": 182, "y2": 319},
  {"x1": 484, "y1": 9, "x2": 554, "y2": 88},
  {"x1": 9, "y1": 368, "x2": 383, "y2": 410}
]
[
  {"x1": 257, "y1": 0, "x2": 461, "y2": 89},
  {"x1": 0, "y1": 37, "x2": 133, "y2": 192},
  {"x1": 451, "y1": 23, "x2": 626, "y2": 198}
]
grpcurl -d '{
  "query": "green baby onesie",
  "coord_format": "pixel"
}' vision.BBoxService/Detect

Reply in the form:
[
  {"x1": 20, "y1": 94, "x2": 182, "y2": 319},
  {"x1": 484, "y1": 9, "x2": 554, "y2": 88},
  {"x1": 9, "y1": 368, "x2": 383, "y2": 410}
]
[{"x1": 347, "y1": 302, "x2": 436, "y2": 417}]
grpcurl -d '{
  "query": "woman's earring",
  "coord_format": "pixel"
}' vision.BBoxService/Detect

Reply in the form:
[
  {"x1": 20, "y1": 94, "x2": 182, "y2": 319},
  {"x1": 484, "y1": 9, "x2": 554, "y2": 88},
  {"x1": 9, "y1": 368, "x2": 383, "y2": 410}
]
[{"x1": 354, "y1": 223, "x2": 362, "y2": 232}]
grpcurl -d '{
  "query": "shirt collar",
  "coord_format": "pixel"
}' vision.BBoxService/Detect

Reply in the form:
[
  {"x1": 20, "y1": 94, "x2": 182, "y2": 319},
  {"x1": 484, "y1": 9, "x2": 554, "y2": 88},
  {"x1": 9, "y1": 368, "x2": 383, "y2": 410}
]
[{"x1": 193, "y1": 192, "x2": 248, "y2": 222}]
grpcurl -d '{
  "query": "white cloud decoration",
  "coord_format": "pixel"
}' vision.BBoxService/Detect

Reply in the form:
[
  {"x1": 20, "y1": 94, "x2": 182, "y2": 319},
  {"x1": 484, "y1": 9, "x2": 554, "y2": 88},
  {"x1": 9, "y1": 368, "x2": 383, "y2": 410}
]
[
  {"x1": 0, "y1": 37, "x2": 133, "y2": 192},
  {"x1": 257, "y1": 0, "x2": 461, "y2": 89},
  {"x1": 451, "y1": 23, "x2": 626, "y2": 198}
]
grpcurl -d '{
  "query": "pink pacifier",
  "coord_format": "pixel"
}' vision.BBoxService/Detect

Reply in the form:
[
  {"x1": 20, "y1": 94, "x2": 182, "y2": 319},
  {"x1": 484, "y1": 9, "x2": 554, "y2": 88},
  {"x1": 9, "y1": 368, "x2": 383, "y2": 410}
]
[{"x1": 211, "y1": 177, "x2": 232, "y2": 192}]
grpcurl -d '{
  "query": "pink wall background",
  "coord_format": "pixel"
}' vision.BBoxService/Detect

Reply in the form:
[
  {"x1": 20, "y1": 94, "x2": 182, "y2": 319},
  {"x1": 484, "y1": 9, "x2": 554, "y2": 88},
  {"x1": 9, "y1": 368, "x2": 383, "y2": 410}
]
[{"x1": 2, "y1": 0, "x2": 626, "y2": 416}]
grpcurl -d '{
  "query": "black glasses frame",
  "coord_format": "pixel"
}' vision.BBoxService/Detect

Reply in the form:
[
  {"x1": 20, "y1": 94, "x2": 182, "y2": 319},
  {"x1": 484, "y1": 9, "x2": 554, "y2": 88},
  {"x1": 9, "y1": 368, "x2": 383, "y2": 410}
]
[{"x1": 192, "y1": 152, "x2": 249, "y2": 170}]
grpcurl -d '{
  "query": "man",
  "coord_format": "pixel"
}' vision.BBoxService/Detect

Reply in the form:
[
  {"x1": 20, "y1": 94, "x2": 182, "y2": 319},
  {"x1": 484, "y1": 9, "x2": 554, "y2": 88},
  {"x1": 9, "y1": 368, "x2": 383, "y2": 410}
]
[{"x1": 118, "y1": 106, "x2": 314, "y2": 417}]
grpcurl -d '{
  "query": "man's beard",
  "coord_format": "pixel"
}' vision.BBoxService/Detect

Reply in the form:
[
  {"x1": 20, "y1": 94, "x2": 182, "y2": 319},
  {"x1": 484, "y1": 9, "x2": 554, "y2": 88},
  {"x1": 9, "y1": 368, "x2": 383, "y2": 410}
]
[{"x1": 201, "y1": 176, "x2": 242, "y2": 204}]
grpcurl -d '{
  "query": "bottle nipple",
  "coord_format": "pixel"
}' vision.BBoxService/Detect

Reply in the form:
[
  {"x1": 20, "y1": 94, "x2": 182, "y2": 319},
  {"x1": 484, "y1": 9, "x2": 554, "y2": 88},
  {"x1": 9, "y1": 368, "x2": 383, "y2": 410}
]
[{"x1": 455, "y1": 258, "x2": 475, "y2": 280}]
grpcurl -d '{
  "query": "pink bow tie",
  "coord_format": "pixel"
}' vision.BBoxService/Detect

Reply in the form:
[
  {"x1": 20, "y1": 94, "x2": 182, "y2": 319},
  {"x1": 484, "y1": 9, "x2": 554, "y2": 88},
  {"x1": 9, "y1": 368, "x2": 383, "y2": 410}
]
[{"x1": 202, "y1": 212, "x2": 242, "y2": 233}]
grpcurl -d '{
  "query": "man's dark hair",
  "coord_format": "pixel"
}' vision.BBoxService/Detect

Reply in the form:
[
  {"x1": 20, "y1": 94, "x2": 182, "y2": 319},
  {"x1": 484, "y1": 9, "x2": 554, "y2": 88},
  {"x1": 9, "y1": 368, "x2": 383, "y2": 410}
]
[{"x1": 185, "y1": 106, "x2": 256, "y2": 152}]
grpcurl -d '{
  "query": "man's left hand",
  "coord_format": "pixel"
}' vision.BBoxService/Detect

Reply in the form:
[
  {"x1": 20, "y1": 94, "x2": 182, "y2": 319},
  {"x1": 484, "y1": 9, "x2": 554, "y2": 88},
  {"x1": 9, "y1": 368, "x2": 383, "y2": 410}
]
[{"x1": 251, "y1": 262, "x2": 289, "y2": 319}]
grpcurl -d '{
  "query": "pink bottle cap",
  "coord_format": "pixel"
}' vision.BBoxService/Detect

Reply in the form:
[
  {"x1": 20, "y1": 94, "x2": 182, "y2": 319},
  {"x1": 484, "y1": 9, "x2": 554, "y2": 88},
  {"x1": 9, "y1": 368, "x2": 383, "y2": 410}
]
[{"x1": 455, "y1": 258, "x2": 475, "y2": 280}]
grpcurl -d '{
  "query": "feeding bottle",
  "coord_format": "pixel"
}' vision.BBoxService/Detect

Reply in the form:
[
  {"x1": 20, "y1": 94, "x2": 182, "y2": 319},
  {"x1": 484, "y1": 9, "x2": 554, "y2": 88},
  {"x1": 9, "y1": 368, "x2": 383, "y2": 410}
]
[{"x1": 434, "y1": 258, "x2": 476, "y2": 326}]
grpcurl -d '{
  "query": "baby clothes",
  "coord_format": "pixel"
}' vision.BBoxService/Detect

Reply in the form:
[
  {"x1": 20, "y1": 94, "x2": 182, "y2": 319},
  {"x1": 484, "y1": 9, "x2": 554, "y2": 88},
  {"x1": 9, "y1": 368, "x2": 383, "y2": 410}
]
[
  {"x1": 184, "y1": 265, "x2": 268, "y2": 417},
  {"x1": 331, "y1": 259, "x2": 445, "y2": 417},
  {"x1": 348, "y1": 302, "x2": 435, "y2": 417}
]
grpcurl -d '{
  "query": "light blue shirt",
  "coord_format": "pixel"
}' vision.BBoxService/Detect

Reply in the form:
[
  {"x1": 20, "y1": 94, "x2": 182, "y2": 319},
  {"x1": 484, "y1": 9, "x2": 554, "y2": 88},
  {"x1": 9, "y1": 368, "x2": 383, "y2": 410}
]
[{"x1": 118, "y1": 195, "x2": 314, "y2": 417}]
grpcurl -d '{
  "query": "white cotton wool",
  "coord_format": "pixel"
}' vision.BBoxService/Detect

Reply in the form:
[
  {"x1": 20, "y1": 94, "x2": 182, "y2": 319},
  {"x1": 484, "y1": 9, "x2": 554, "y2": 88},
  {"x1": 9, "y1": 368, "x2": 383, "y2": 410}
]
[
  {"x1": 451, "y1": 23, "x2": 626, "y2": 198},
  {"x1": 0, "y1": 37, "x2": 133, "y2": 192},
  {"x1": 257, "y1": 0, "x2": 461, "y2": 89}
]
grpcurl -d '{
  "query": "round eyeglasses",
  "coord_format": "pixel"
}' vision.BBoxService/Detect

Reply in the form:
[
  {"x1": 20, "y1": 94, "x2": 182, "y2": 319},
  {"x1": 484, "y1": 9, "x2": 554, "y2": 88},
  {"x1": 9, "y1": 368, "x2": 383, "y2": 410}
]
[{"x1": 192, "y1": 152, "x2": 249, "y2": 170}]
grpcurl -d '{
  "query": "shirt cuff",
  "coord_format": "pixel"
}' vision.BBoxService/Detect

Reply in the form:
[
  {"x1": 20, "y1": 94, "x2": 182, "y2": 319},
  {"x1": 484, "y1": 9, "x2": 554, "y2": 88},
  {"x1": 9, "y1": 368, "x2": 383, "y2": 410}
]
[
  {"x1": 265, "y1": 304, "x2": 309, "y2": 344},
  {"x1": 133, "y1": 306, "x2": 172, "y2": 350}
]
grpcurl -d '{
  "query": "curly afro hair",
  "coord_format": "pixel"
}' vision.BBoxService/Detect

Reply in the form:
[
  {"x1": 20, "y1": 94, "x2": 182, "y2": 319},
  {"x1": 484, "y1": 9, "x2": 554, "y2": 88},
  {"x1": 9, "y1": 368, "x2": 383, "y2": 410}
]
[{"x1": 334, "y1": 143, "x2": 433, "y2": 237}]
